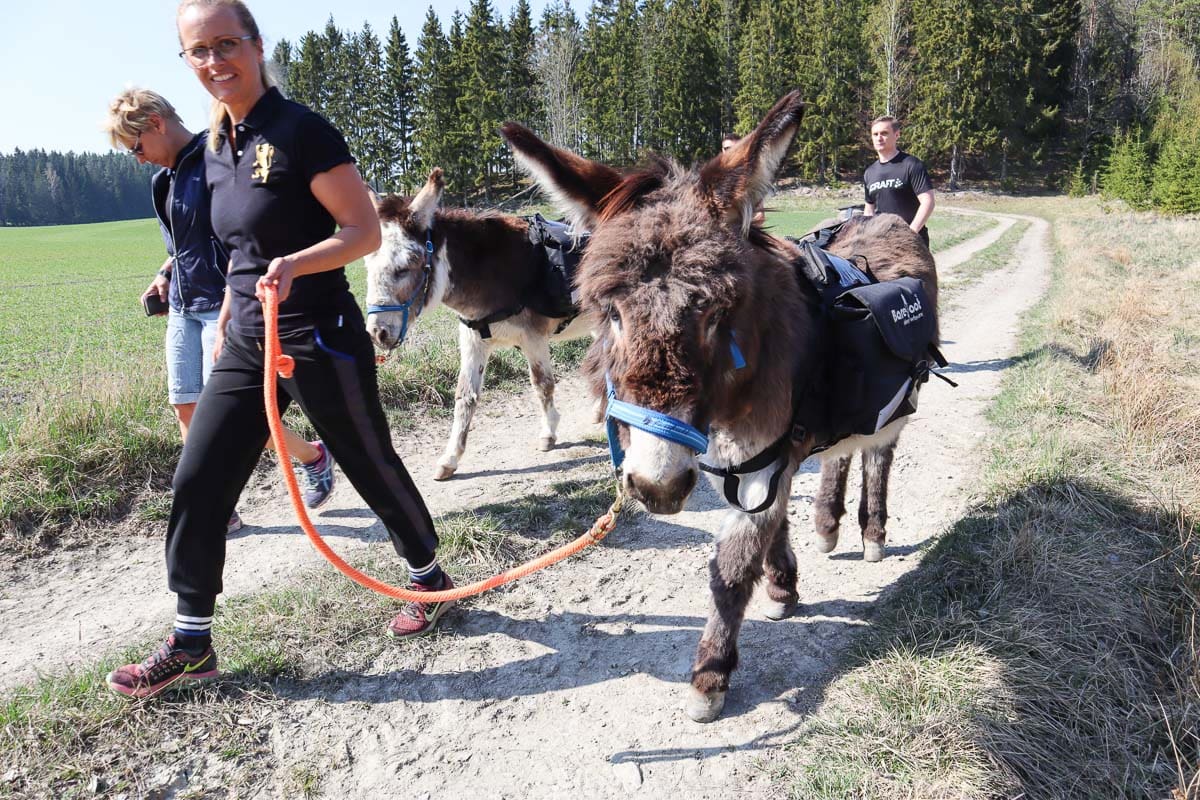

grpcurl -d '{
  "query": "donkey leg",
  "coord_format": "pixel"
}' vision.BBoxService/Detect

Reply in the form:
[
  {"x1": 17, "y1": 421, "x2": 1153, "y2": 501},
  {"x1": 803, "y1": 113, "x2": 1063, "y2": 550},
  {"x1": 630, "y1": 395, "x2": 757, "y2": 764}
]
[
  {"x1": 435, "y1": 326, "x2": 492, "y2": 481},
  {"x1": 858, "y1": 443, "x2": 896, "y2": 562},
  {"x1": 688, "y1": 514, "x2": 768, "y2": 722},
  {"x1": 761, "y1": 517, "x2": 799, "y2": 620},
  {"x1": 521, "y1": 333, "x2": 560, "y2": 451},
  {"x1": 813, "y1": 454, "x2": 852, "y2": 553}
]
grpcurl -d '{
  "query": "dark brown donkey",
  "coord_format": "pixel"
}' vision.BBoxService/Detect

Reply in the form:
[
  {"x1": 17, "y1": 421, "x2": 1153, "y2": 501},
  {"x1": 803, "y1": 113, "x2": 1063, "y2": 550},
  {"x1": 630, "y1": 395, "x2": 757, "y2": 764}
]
[
  {"x1": 502, "y1": 91, "x2": 938, "y2": 722},
  {"x1": 365, "y1": 169, "x2": 590, "y2": 480}
]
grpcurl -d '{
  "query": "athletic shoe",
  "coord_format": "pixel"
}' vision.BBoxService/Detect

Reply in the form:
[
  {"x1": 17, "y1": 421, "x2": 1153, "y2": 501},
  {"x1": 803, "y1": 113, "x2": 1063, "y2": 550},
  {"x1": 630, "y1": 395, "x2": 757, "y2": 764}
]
[
  {"x1": 106, "y1": 635, "x2": 218, "y2": 699},
  {"x1": 297, "y1": 441, "x2": 335, "y2": 509},
  {"x1": 386, "y1": 575, "x2": 456, "y2": 639},
  {"x1": 226, "y1": 510, "x2": 243, "y2": 537}
]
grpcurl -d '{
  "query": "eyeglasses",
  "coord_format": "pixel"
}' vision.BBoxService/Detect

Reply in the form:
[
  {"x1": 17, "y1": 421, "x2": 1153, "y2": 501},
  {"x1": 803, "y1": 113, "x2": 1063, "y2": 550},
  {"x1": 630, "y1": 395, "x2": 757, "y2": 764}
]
[
  {"x1": 179, "y1": 35, "x2": 256, "y2": 67},
  {"x1": 127, "y1": 135, "x2": 143, "y2": 157}
]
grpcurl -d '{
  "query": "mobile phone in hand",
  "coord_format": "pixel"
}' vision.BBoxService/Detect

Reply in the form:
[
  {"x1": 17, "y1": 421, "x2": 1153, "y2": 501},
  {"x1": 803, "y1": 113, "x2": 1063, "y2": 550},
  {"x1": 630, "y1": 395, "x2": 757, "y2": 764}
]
[{"x1": 142, "y1": 294, "x2": 169, "y2": 316}]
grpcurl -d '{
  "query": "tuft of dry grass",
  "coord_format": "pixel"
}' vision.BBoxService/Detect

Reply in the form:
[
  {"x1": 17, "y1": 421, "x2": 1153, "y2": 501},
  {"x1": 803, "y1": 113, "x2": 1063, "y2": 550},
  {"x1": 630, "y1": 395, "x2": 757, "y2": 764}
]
[{"x1": 771, "y1": 197, "x2": 1200, "y2": 799}]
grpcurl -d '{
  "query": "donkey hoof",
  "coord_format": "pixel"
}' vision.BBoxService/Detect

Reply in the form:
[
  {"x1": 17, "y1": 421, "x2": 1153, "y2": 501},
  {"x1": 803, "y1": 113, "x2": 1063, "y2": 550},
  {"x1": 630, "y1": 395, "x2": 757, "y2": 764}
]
[
  {"x1": 538, "y1": 436, "x2": 556, "y2": 452},
  {"x1": 684, "y1": 687, "x2": 726, "y2": 723},
  {"x1": 433, "y1": 463, "x2": 457, "y2": 481},
  {"x1": 863, "y1": 540, "x2": 885, "y2": 562},
  {"x1": 763, "y1": 598, "x2": 798, "y2": 621},
  {"x1": 813, "y1": 530, "x2": 838, "y2": 554}
]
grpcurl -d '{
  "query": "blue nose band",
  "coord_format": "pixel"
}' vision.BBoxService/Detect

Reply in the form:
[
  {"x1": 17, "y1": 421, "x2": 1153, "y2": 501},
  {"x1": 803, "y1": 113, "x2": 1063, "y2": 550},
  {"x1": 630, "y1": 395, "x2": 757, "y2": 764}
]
[{"x1": 604, "y1": 375, "x2": 710, "y2": 471}]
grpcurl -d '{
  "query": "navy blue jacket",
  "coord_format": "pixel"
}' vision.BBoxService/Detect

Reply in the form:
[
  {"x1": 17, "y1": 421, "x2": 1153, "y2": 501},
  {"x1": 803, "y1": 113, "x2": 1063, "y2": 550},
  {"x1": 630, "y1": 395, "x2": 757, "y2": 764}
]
[{"x1": 152, "y1": 132, "x2": 227, "y2": 312}]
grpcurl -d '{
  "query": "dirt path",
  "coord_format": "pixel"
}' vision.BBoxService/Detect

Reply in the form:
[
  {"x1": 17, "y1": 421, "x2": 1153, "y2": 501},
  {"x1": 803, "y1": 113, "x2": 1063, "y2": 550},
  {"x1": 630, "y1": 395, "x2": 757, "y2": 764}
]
[
  {"x1": 0, "y1": 209, "x2": 1049, "y2": 798},
  {"x1": 936, "y1": 210, "x2": 1017, "y2": 271}
]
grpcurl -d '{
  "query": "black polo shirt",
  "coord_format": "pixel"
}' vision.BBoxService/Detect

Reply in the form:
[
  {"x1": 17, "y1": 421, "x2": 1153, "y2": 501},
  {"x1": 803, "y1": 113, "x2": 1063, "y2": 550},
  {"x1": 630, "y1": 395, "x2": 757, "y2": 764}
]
[{"x1": 206, "y1": 87, "x2": 357, "y2": 335}]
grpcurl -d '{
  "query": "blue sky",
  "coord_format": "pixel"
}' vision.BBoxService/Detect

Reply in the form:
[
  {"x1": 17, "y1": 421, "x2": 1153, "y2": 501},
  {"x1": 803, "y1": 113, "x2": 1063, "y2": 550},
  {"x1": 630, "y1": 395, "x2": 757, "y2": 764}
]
[{"x1": 3, "y1": 1, "x2": 548, "y2": 155}]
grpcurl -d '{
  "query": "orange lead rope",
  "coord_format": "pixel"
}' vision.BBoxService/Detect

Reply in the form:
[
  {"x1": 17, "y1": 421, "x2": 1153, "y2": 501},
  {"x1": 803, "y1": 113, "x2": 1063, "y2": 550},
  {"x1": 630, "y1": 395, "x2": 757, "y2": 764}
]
[{"x1": 261, "y1": 285, "x2": 622, "y2": 602}]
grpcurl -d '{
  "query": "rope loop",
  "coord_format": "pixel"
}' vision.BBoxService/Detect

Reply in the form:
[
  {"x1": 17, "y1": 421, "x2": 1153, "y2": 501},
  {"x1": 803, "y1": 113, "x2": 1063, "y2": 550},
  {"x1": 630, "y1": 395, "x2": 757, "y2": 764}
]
[
  {"x1": 276, "y1": 354, "x2": 294, "y2": 379},
  {"x1": 261, "y1": 285, "x2": 620, "y2": 603}
]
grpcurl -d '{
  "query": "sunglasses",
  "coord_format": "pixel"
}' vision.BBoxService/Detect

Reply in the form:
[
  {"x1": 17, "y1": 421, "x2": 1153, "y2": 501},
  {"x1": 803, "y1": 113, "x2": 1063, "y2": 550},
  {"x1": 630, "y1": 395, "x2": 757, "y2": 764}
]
[{"x1": 127, "y1": 135, "x2": 144, "y2": 157}]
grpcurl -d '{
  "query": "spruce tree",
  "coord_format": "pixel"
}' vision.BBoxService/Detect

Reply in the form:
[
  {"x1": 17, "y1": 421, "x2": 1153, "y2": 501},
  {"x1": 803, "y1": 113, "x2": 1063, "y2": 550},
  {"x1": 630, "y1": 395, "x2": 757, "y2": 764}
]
[
  {"x1": 320, "y1": 17, "x2": 349, "y2": 129},
  {"x1": 1152, "y1": 129, "x2": 1200, "y2": 213},
  {"x1": 356, "y1": 23, "x2": 389, "y2": 189},
  {"x1": 459, "y1": 0, "x2": 506, "y2": 201},
  {"x1": 445, "y1": 12, "x2": 473, "y2": 202},
  {"x1": 1101, "y1": 129, "x2": 1153, "y2": 209},
  {"x1": 907, "y1": 0, "x2": 1007, "y2": 188},
  {"x1": 734, "y1": 0, "x2": 798, "y2": 132},
  {"x1": 503, "y1": 0, "x2": 540, "y2": 184},
  {"x1": 413, "y1": 8, "x2": 454, "y2": 186},
  {"x1": 797, "y1": 0, "x2": 868, "y2": 182},
  {"x1": 382, "y1": 17, "x2": 416, "y2": 192},
  {"x1": 271, "y1": 39, "x2": 293, "y2": 95},
  {"x1": 288, "y1": 32, "x2": 326, "y2": 112},
  {"x1": 650, "y1": 0, "x2": 722, "y2": 163}
]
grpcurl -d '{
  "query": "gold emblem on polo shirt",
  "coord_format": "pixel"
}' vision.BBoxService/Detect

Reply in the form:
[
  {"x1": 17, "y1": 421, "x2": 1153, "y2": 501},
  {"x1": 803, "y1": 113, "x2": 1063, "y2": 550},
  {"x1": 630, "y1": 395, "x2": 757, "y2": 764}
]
[{"x1": 252, "y1": 144, "x2": 275, "y2": 183}]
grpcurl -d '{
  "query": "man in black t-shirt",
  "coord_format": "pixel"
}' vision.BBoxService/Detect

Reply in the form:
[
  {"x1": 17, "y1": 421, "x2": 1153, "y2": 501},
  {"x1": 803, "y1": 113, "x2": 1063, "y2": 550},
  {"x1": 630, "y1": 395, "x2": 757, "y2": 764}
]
[{"x1": 863, "y1": 115, "x2": 935, "y2": 246}]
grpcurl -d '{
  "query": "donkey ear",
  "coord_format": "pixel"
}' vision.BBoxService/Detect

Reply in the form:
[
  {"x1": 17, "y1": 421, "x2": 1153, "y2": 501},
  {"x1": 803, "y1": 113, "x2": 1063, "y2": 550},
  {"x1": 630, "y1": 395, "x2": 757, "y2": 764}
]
[
  {"x1": 502, "y1": 122, "x2": 622, "y2": 230},
  {"x1": 698, "y1": 91, "x2": 806, "y2": 234},
  {"x1": 410, "y1": 168, "x2": 444, "y2": 230}
]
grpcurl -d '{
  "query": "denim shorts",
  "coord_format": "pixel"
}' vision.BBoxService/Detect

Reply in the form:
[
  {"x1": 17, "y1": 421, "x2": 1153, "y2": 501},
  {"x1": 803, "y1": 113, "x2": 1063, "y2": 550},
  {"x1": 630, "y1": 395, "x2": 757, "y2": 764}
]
[{"x1": 165, "y1": 307, "x2": 222, "y2": 404}]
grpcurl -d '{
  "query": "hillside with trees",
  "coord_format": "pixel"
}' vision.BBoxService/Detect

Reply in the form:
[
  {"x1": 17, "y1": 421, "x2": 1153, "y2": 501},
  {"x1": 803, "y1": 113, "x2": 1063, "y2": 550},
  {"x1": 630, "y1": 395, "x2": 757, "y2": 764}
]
[
  {"x1": 272, "y1": 0, "x2": 1198, "y2": 212},
  {"x1": 0, "y1": 150, "x2": 154, "y2": 227}
]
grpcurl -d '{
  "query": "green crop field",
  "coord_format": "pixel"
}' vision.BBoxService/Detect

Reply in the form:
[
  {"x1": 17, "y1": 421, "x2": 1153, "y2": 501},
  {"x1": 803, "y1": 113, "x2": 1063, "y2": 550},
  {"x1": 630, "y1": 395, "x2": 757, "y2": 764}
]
[{"x1": 0, "y1": 220, "x2": 380, "y2": 419}]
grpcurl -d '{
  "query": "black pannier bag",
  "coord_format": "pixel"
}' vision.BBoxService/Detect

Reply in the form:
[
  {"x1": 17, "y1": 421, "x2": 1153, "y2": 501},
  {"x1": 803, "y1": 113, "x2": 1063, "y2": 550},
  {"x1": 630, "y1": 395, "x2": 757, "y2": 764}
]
[
  {"x1": 525, "y1": 213, "x2": 588, "y2": 319},
  {"x1": 790, "y1": 235, "x2": 945, "y2": 448}
]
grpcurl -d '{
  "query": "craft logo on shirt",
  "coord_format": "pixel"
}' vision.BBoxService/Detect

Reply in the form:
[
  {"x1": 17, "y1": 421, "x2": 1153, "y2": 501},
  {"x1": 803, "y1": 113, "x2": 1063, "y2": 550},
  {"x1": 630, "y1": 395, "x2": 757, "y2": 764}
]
[
  {"x1": 867, "y1": 178, "x2": 906, "y2": 193},
  {"x1": 252, "y1": 144, "x2": 275, "y2": 183}
]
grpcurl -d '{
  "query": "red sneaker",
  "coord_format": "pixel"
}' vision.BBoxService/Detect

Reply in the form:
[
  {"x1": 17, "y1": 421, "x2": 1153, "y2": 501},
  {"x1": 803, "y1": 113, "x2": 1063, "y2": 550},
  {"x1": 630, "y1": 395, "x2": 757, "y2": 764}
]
[
  {"x1": 386, "y1": 576, "x2": 457, "y2": 639},
  {"x1": 106, "y1": 635, "x2": 218, "y2": 699}
]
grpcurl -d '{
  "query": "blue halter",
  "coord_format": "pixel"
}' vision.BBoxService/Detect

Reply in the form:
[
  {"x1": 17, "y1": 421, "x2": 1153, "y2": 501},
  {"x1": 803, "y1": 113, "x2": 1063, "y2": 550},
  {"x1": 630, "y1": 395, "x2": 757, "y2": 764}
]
[
  {"x1": 366, "y1": 229, "x2": 435, "y2": 349},
  {"x1": 605, "y1": 335, "x2": 745, "y2": 471}
]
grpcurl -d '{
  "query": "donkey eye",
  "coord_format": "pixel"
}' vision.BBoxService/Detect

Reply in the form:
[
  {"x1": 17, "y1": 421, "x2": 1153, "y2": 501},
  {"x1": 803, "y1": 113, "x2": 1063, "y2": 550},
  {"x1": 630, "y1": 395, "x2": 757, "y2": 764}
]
[{"x1": 605, "y1": 305, "x2": 622, "y2": 336}]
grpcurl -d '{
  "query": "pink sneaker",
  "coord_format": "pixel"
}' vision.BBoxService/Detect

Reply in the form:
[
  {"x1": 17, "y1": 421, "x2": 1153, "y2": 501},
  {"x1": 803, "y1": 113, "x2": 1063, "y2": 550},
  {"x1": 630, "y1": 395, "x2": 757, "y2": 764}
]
[
  {"x1": 106, "y1": 635, "x2": 218, "y2": 699},
  {"x1": 386, "y1": 576, "x2": 456, "y2": 638}
]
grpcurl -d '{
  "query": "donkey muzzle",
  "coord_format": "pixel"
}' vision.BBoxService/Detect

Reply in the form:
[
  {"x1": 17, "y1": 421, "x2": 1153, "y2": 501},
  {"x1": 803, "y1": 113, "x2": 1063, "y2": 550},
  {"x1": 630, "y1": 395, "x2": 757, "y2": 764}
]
[{"x1": 623, "y1": 462, "x2": 697, "y2": 515}]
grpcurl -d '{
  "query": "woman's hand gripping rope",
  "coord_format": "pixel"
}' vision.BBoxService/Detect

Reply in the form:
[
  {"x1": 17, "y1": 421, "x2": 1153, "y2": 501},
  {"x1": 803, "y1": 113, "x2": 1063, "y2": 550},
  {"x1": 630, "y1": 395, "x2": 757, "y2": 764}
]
[{"x1": 261, "y1": 285, "x2": 622, "y2": 603}]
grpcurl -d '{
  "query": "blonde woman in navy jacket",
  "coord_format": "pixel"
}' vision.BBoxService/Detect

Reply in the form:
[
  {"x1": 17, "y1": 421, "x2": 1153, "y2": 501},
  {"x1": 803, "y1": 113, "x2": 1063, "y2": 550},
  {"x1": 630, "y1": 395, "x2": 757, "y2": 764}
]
[{"x1": 104, "y1": 89, "x2": 333, "y2": 534}]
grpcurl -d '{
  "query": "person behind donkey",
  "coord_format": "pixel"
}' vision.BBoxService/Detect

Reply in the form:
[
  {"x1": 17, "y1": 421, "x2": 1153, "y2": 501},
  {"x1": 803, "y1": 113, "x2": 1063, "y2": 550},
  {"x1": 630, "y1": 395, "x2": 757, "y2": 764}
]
[
  {"x1": 107, "y1": 0, "x2": 458, "y2": 700},
  {"x1": 104, "y1": 89, "x2": 335, "y2": 535},
  {"x1": 862, "y1": 115, "x2": 935, "y2": 246}
]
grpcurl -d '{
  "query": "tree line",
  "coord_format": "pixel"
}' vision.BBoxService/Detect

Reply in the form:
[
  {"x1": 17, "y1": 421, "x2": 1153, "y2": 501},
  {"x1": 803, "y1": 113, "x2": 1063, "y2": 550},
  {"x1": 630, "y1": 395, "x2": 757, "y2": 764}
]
[
  {"x1": 0, "y1": 150, "x2": 154, "y2": 227},
  {"x1": 3, "y1": 0, "x2": 1197, "y2": 226},
  {"x1": 273, "y1": 0, "x2": 1199, "y2": 212}
]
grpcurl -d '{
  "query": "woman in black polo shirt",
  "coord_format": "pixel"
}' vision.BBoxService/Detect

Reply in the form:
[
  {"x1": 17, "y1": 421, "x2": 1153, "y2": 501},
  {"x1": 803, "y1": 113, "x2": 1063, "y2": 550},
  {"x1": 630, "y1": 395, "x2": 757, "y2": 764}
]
[{"x1": 107, "y1": 0, "x2": 455, "y2": 699}]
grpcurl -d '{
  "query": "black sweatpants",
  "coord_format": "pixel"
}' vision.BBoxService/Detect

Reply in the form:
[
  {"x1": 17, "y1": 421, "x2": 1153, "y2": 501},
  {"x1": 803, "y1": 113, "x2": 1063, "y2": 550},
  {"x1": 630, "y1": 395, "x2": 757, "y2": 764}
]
[{"x1": 165, "y1": 309, "x2": 437, "y2": 614}]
